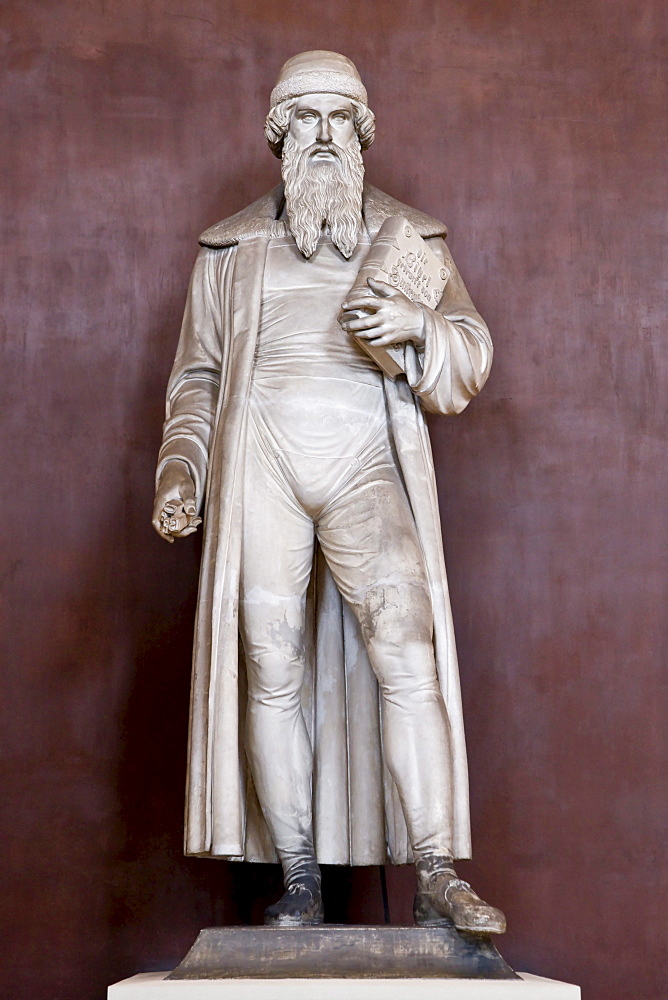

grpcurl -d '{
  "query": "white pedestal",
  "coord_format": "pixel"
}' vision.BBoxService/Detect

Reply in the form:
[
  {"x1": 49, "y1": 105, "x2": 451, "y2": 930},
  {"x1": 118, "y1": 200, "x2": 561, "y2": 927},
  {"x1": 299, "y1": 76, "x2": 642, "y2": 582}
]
[{"x1": 108, "y1": 972, "x2": 581, "y2": 999}]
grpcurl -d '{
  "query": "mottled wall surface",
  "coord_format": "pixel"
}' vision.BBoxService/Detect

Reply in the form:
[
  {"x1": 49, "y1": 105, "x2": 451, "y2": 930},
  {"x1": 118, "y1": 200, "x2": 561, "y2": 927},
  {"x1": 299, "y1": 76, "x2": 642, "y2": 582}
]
[{"x1": 1, "y1": 2, "x2": 665, "y2": 998}]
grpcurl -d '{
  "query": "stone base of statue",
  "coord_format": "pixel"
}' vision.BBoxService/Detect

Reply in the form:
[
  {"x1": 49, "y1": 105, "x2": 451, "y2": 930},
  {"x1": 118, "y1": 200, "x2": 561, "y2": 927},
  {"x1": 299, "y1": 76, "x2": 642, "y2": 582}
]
[
  {"x1": 166, "y1": 925, "x2": 516, "y2": 980},
  {"x1": 108, "y1": 926, "x2": 580, "y2": 997}
]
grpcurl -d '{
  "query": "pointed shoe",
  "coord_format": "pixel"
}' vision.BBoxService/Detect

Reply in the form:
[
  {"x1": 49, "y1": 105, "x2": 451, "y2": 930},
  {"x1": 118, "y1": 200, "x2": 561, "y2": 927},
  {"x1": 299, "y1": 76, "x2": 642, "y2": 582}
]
[{"x1": 414, "y1": 877, "x2": 506, "y2": 935}]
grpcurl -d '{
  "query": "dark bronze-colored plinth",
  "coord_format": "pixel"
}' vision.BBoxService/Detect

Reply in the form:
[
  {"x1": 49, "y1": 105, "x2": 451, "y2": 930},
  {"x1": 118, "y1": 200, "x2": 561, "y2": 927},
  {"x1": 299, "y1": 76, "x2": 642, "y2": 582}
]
[{"x1": 168, "y1": 924, "x2": 518, "y2": 980}]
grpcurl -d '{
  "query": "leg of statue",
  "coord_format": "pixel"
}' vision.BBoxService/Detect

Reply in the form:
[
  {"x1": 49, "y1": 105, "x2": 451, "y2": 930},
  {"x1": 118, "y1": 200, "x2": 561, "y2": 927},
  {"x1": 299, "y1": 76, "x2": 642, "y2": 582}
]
[
  {"x1": 317, "y1": 448, "x2": 505, "y2": 935},
  {"x1": 317, "y1": 455, "x2": 454, "y2": 856},
  {"x1": 240, "y1": 410, "x2": 323, "y2": 926}
]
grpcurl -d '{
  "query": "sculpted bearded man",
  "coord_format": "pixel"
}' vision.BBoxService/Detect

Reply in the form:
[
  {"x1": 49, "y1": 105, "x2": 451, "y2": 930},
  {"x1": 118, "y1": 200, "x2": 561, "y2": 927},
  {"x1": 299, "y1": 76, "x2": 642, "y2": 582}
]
[{"x1": 152, "y1": 51, "x2": 504, "y2": 934}]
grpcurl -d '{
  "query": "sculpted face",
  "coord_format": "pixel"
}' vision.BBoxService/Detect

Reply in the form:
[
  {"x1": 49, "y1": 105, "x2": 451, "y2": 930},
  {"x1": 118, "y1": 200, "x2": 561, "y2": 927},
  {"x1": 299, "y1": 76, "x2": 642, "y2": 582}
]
[{"x1": 288, "y1": 94, "x2": 357, "y2": 162}]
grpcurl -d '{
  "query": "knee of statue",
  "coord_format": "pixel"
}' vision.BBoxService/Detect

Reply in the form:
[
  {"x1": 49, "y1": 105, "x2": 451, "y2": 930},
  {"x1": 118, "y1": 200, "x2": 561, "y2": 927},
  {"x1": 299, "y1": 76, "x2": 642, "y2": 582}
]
[
  {"x1": 357, "y1": 582, "x2": 432, "y2": 640},
  {"x1": 246, "y1": 656, "x2": 305, "y2": 711}
]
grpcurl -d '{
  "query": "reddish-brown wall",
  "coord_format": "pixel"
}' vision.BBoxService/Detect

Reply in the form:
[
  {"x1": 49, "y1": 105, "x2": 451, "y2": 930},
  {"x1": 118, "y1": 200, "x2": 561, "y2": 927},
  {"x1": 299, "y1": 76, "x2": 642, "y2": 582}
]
[{"x1": 1, "y1": 2, "x2": 665, "y2": 998}]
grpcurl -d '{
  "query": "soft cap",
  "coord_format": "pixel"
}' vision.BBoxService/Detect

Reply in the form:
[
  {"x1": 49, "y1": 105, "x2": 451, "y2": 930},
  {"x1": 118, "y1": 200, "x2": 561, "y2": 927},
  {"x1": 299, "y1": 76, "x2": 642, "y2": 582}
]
[{"x1": 270, "y1": 50, "x2": 368, "y2": 107}]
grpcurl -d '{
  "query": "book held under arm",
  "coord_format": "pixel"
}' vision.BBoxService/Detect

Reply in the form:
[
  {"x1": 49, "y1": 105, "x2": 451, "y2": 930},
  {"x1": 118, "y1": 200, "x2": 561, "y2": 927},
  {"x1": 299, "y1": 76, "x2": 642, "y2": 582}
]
[{"x1": 347, "y1": 216, "x2": 450, "y2": 378}]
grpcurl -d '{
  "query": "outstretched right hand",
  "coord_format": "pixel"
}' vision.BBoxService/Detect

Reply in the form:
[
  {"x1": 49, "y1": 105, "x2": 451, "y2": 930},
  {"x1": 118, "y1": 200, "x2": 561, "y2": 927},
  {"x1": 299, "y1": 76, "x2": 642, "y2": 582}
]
[{"x1": 152, "y1": 460, "x2": 201, "y2": 543}]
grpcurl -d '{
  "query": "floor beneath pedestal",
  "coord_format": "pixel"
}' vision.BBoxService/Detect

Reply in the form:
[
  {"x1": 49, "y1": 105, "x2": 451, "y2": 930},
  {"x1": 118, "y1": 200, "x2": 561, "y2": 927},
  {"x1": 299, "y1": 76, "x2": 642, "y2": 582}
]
[{"x1": 109, "y1": 971, "x2": 581, "y2": 999}]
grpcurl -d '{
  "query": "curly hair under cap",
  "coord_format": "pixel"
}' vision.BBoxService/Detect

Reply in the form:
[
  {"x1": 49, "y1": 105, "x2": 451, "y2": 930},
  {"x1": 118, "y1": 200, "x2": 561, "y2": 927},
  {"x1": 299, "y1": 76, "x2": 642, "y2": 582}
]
[{"x1": 264, "y1": 98, "x2": 376, "y2": 158}]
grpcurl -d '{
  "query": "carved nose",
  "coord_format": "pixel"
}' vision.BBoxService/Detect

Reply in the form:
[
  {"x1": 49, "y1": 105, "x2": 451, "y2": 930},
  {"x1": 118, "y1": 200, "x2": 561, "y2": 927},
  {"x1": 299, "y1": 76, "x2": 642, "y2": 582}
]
[{"x1": 317, "y1": 119, "x2": 332, "y2": 142}]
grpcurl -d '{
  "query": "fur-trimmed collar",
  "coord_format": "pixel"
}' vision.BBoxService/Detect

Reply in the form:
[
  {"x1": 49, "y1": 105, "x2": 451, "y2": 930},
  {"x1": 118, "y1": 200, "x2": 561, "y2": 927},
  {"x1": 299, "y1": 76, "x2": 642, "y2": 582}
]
[{"x1": 198, "y1": 182, "x2": 447, "y2": 247}]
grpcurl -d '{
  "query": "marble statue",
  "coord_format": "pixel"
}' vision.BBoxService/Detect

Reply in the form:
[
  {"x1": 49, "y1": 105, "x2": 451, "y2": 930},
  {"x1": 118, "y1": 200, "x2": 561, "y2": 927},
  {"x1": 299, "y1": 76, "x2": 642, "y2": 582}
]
[{"x1": 152, "y1": 50, "x2": 505, "y2": 935}]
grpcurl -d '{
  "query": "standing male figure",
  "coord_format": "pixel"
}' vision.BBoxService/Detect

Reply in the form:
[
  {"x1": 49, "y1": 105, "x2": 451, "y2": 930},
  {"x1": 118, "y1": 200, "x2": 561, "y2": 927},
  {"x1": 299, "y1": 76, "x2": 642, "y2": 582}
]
[{"x1": 153, "y1": 51, "x2": 504, "y2": 934}]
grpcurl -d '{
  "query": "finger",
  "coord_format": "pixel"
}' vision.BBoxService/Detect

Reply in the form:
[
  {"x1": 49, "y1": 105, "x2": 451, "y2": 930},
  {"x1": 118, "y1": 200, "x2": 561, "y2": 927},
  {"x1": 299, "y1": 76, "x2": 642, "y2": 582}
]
[
  {"x1": 354, "y1": 323, "x2": 391, "y2": 341},
  {"x1": 175, "y1": 524, "x2": 199, "y2": 537},
  {"x1": 341, "y1": 315, "x2": 385, "y2": 333},
  {"x1": 366, "y1": 277, "x2": 395, "y2": 297},
  {"x1": 366, "y1": 333, "x2": 408, "y2": 347},
  {"x1": 340, "y1": 296, "x2": 381, "y2": 312}
]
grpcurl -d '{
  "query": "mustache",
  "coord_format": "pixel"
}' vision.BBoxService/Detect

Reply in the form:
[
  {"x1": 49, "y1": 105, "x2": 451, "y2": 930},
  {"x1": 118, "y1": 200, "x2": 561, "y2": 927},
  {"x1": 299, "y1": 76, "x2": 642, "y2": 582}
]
[{"x1": 308, "y1": 142, "x2": 341, "y2": 157}]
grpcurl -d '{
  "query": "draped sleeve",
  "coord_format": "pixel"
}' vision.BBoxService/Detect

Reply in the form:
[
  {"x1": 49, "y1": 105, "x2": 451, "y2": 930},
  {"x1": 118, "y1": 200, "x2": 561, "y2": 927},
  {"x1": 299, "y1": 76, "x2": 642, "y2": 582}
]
[
  {"x1": 155, "y1": 247, "x2": 225, "y2": 510},
  {"x1": 402, "y1": 238, "x2": 493, "y2": 415}
]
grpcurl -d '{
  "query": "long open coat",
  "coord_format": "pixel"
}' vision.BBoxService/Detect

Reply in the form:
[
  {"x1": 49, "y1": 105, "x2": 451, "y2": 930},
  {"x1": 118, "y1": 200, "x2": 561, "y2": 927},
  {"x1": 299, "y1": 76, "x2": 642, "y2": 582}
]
[{"x1": 156, "y1": 183, "x2": 492, "y2": 865}]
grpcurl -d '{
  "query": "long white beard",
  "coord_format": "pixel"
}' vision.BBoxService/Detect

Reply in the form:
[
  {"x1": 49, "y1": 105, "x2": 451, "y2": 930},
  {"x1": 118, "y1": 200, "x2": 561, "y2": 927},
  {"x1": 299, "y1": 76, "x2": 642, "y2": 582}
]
[{"x1": 281, "y1": 132, "x2": 364, "y2": 259}]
